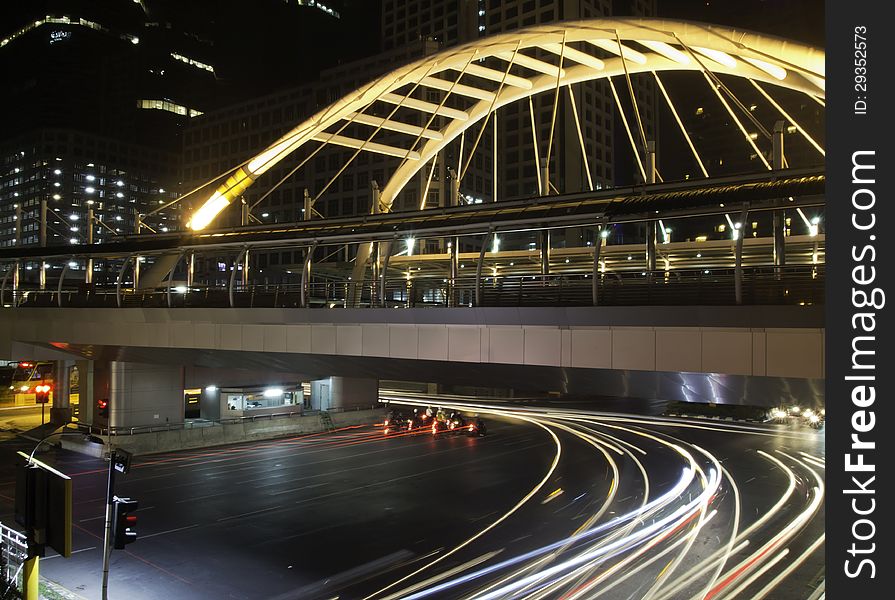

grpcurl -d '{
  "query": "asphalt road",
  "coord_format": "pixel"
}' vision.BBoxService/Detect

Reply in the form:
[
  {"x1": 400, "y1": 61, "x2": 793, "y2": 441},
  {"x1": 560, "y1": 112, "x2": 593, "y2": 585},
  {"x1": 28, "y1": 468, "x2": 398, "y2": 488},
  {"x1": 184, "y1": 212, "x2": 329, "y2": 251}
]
[{"x1": 0, "y1": 400, "x2": 825, "y2": 600}]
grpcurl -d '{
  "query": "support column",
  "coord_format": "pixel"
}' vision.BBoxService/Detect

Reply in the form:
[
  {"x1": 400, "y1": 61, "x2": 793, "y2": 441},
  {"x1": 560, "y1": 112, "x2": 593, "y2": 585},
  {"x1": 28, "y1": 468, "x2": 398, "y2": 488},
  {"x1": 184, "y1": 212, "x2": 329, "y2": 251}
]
[
  {"x1": 186, "y1": 252, "x2": 195, "y2": 287},
  {"x1": 51, "y1": 360, "x2": 72, "y2": 423},
  {"x1": 772, "y1": 121, "x2": 786, "y2": 272},
  {"x1": 240, "y1": 200, "x2": 250, "y2": 226},
  {"x1": 94, "y1": 361, "x2": 184, "y2": 429},
  {"x1": 449, "y1": 238, "x2": 459, "y2": 307},
  {"x1": 380, "y1": 240, "x2": 391, "y2": 308},
  {"x1": 592, "y1": 225, "x2": 605, "y2": 306},
  {"x1": 645, "y1": 141, "x2": 657, "y2": 274},
  {"x1": 301, "y1": 244, "x2": 315, "y2": 308},
  {"x1": 303, "y1": 188, "x2": 313, "y2": 220},
  {"x1": 540, "y1": 162, "x2": 549, "y2": 196},
  {"x1": 133, "y1": 208, "x2": 141, "y2": 234},
  {"x1": 475, "y1": 230, "x2": 492, "y2": 306},
  {"x1": 449, "y1": 169, "x2": 460, "y2": 207},
  {"x1": 735, "y1": 203, "x2": 750, "y2": 305},
  {"x1": 371, "y1": 182, "x2": 381, "y2": 306},
  {"x1": 540, "y1": 229, "x2": 551, "y2": 276},
  {"x1": 241, "y1": 247, "x2": 250, "y2": 288}
]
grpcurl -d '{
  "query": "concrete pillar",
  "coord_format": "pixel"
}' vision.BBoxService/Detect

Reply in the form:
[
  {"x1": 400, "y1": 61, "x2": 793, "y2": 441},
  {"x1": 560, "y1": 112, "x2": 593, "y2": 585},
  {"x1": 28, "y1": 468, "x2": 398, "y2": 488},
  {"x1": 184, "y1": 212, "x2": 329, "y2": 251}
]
[
  {"x1": 200, "y1": 386, "x2": 221, "y2": 421},
  {"x1": 50, "y1": 360, "x2": 72, "y2": 423},
  {"x1": 94, "y1": 361, "x2": 184, "y2": 429},
  {"x1": 76, "y1": 360, "x2": 95, "y2": 425},
  {"x1": 310, "y1": 377, "x2": 378, "y2": 411}
]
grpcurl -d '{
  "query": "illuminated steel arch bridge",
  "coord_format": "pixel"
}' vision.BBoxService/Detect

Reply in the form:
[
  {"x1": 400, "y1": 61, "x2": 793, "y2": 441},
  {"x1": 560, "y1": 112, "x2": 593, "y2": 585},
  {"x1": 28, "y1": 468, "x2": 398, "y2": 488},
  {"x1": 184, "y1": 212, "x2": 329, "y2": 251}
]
[{"x1": 1, "y1": 18, "x2": 825, "y2": 309}]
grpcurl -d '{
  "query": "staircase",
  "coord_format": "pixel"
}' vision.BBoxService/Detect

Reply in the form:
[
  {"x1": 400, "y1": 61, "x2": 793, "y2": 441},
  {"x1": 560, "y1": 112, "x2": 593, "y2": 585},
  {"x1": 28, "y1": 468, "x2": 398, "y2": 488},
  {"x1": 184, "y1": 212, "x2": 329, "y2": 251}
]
[{"x1": 319, "y1": 411, "x2": 335, "y2": 431}]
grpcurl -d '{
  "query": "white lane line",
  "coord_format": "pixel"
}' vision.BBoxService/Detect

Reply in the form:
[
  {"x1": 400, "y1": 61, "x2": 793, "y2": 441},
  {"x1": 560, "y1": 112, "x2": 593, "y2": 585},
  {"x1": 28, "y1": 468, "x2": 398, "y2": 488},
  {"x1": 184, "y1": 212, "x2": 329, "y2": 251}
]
[{"x1": 139, "y1": 524, "x2": 201, "y2": 540}]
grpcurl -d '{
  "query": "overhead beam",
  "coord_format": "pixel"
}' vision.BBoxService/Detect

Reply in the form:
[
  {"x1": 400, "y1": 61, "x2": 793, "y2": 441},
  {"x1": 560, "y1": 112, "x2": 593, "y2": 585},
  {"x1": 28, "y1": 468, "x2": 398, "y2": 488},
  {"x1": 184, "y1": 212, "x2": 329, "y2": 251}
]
[
  {"x1": 462, "y1": 63, "x2": 533, "y2": 89},
  {"x1": 345, "y1": 112, "x2": 444, "y2": 140},
  {"x1": 380, "y1": 93, "x2": 469, "y2": 121},
  {"x1": 588, "y1": 39, "x2": 647, "y2": 64},
  {"x1": 540, "y1": 43, "x2": 605, "y2": 71},
  {"x1": 420, "y1": 76, "x2": 496, "y2": 101},
  {"x1": 494, "y1": 51, "x2": 565, "y2": 77},
  {"x1": 311, "y1": 133, "x2": 422, "y2": 160}
]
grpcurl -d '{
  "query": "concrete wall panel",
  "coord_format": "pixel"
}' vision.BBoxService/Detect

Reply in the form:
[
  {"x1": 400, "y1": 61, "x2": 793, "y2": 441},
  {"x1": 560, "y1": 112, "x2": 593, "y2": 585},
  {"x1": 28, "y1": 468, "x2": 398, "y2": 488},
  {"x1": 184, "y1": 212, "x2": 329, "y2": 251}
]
[
  {"x1": 448, "y1": 326, "x2": 481, "y2": 362},
  {"x1": 311, "y1": 325, "x2": 336, "y2": 355},
  {"x1": 336, "y1": 325, "x2": 362, "y2": 356},
  {"x1": 766, "y1": 330, "x2": 824, "y2": 379},
  {"x1": 524, "y1": 327, "x2": 562, "y2": 366},
  {"x1": 285, "y1": 325, "x2": 311, "y2": 353},
  {"x1": 418, "y1": 326, "x2": 448, "y2": 361},
  {"x1": 362, "y1": 324, "x2": 389, "y2": 357},
  {"x1": 389, "y1": 325, "x2": 418, "y2": 360},
  {"x1": 262, "y1": 325, "x2": 287, "y2": 353},
  {"x1": 655, "y1": 328, "x2": 702, "y2": 373},
  {"x1": 570, "y1": 329, "x2": 612, "y2": 369},
  {"x1": 612, "y1": 328, "x2": 656, "y2": 371},
  {"x1": 702, "y1": 330, "x2": 753, "y2": 376},
  {"x1": 489, "y1": 327, "x2": 524, "y2": 364}
]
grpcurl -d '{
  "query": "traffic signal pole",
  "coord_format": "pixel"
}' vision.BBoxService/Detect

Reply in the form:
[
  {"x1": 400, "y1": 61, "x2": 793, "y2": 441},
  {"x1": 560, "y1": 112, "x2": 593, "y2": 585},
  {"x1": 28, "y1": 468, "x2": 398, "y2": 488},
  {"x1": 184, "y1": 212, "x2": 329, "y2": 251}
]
[{"x1": 101, "y1": 450, "x2": 116, "y2": 600}]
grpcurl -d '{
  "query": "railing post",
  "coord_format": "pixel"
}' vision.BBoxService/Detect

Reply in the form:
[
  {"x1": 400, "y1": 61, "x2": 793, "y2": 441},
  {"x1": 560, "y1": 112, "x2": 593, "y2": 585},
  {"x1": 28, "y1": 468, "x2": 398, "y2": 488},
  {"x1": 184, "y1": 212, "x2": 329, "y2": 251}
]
[
  {"x1": 57, "y1": 259, "x2": 71, "y2": 308},
  {"x1": 449, "y1": 238, "x2": 458, "y2": 307},
  {"x1": 301, "y1": 243, "x2": 316, "y2": 308},
  {"x1": 592, "y1": 225, "x2": 605, "y2": 306},
  {"x1": 772, "y1": 120, "x2": 786, "y2": 279},
  {"x1": 734, "y1": 202, "x2": 750, "y2": 305},
  {"x1": 167, "y1": 250, "x2": 186, "y2": 309},
  {"x1": 475, "y1": 229, "x2": 493, "y2": 307},
  {"x1": 380, "y1": 238, "x2": 393, "y2": 308},
  {"x1": 229, "y1": 247, "x2": 248, "y2": 308},
  {"x1": 115, "y1": 253, "x2": 136, "y2": 308}
]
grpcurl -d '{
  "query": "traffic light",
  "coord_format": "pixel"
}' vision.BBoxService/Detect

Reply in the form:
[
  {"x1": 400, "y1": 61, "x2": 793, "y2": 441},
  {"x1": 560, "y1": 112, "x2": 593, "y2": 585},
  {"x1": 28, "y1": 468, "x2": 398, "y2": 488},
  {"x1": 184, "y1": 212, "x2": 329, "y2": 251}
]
[
  {"x1": 97, "y1": 398, "x2": 109, "y2": 418},
  {"x1": 34, "y1": 384, "x2": 51, "y2": 404},
  {"x1": 111, "y1": 497, "x2": 138, "y2": 549}
]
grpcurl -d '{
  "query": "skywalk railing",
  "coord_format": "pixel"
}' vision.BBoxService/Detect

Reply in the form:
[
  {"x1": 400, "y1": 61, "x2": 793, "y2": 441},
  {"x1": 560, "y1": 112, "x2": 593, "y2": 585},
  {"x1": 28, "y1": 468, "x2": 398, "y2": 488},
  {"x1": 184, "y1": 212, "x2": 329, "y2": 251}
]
[{"x1": 9, "y1": 264, "x2": 823, "y2": 309}]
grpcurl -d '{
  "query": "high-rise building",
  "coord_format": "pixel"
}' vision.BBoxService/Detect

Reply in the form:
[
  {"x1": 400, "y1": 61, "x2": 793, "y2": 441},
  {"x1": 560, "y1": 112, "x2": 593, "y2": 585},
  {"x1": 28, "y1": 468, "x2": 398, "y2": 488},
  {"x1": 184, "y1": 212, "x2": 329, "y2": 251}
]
[{"x1": 0, "y1": 0, "x2": 355, "y2": 252}]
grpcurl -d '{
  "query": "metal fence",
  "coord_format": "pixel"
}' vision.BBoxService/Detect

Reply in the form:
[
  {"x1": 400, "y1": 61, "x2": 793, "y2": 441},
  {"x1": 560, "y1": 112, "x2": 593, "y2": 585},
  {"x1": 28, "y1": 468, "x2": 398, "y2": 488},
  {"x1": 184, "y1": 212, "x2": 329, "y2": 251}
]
[{"x1": 1, "y1": 522, "x2": 27, "y2": 599}]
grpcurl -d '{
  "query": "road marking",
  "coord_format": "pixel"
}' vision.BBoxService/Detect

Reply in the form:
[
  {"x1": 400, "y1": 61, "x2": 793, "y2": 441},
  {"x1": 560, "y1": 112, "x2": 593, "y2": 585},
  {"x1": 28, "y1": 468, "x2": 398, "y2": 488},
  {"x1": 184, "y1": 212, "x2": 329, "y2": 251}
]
[
  {"x1": 41, "y1": 546, "x2": 97, "y2": 560},
  {"x1": 139, "y1": 524, "x2": 201, "y2": 540}
]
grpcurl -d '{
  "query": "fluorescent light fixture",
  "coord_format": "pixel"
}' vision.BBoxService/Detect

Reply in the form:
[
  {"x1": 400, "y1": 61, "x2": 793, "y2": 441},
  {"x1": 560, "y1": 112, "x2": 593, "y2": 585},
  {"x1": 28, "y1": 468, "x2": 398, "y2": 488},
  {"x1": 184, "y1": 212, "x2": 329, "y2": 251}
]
[
  {"x1": 205, "y1": 385, "x2": 217, "y2": 392},
  {"x1": 263, "y1": 387, "x2": 283, "y2": 397}
]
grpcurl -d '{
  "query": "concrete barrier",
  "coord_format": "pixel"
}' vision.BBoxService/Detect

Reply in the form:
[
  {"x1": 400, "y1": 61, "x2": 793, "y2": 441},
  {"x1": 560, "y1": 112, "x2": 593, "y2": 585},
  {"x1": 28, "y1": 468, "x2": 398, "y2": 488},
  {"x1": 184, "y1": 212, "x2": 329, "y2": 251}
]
[{"x1": 70, "y1": 409, "x2": 385, "y2": 456}]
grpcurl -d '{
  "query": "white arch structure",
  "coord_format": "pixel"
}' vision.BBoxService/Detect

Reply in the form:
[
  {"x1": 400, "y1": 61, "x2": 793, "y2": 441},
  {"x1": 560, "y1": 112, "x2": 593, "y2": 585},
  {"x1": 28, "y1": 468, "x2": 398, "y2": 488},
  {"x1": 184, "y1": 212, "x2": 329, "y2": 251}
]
[{"x1": 185, "y1": 18, "x2": 824, "y2": 231}]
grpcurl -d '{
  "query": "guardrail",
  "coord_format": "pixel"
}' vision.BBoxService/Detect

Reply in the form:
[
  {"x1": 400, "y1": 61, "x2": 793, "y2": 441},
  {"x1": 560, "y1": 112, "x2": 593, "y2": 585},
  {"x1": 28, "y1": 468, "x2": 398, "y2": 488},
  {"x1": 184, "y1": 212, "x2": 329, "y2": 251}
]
[{"x1": 8, "y1": 265, "x2": 823, "y2": 309}]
